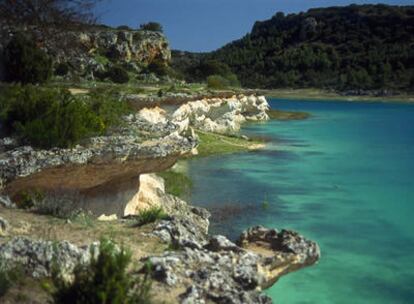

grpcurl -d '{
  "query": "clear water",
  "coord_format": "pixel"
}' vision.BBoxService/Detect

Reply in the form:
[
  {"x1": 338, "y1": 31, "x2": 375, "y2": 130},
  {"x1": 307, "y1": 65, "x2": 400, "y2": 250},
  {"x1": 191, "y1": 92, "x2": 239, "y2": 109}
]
[{"x1": 184, "y1": 99, "x2": 414, "y2": 304}]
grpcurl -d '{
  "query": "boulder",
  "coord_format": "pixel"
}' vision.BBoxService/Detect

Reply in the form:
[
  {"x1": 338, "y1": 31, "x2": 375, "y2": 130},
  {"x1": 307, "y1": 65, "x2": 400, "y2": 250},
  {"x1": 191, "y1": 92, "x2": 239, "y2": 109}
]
[{"x1": 0, "y1": 237, "x2": 94, "y2": 278}]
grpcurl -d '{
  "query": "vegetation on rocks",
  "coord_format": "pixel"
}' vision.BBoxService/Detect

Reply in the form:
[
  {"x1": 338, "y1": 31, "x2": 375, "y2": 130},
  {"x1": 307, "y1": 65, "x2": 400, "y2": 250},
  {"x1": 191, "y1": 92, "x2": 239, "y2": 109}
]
[
  {"x1": 51, "y1": 239, "x2": 153, "y2": 304},
  {"x1": 106, "y1": 66, "x2": 130, "y2": 84},
  {"x1": 178, "y1": 4, "x2": 414, "y2": 91},
  {"x1": 134, "y1": 207, "x2": 169, "y2": 227},
  {"x1": 0, "y1": 259, "x2": 23, "y2": 297},
  {"x1": 140, "y1": 22, "x2": 163, "y2": 33},
  {"x1": 0, "y1": 85, "x2": 132, "y2": 148},
  {"x1": 4, "y1": 33, "x2": 52, "y2": 84},
  {"x1": 195, "y1": 131, "x2": 264, "y2": 157}
]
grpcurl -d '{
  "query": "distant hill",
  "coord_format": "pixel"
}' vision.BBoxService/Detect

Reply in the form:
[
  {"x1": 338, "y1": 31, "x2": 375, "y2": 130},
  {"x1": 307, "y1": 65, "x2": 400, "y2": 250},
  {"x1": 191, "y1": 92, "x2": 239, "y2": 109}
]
[{"x1": 176, "y1": 4, "x2": 414, "y2": 91}]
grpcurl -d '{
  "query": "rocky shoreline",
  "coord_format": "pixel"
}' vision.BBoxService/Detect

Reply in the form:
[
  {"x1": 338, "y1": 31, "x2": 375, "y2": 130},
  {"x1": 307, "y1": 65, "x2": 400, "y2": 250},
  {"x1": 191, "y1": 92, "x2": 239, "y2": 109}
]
[{"x1": 0, "y1": 94, "x2": 320, "y2": 303}]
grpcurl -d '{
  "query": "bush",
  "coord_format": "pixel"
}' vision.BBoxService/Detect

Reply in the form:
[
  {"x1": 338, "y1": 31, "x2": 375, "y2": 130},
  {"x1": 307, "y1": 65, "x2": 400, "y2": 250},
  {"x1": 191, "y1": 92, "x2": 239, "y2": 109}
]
[
  {"x1": 51, "y1": 239, "x2": 153, "y2": 304},
  {"x1": 4, "y1": 33, "x2": 52, "y2": 84},
  {"x1": 139, "y1": 22, "x2": 163, "y2": 32},
  {"x1": 0, "y1": 86, "x2": 131, "y2": 148},
  {"x1": 147, "y1": 59, "x2": 169, "y2": 76},
  {"x1": 55, "y1": 62, "x2": 70, "y2": 76},
  {"x1": 207, "y1": 75, "x2": 230, "y2": 89},
  {"x1": 0, "y1": 259, "x2": 24, "y2": 297},
  {"x1": 0, "y1": 86, "x2": 104, "y2": 148},
  {"x1": 15, "y1": 189, "x2": 44, "y2": 209},
  {"x1": 134, "y1": 207, "x2": 168, "y2": 227},
  {"x1": 107, "y1": 66, "x2": 129, "y2": 83}
]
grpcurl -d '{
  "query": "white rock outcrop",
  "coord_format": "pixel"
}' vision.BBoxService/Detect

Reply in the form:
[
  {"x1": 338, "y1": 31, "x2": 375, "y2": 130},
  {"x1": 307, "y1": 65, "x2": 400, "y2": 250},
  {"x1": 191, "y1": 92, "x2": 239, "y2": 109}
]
[
  {"x1": 171, "y1": 94, "x2": 269, "y2": 134},
  {"x1": 124, "y1": 173, "x2": 166, "y2": 216}
]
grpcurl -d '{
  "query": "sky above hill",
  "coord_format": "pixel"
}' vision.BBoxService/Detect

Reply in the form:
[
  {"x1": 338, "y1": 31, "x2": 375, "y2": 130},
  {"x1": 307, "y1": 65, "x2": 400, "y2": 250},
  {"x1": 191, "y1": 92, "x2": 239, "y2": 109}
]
[{"x1": 97, "y1": 0, "x2": 413, "y2": 52}]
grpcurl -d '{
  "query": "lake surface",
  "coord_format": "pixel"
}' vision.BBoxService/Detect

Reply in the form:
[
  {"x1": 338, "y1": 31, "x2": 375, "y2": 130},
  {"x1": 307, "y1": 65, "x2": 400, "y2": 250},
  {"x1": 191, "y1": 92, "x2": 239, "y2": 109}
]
[{"x1": 184, "y1": 99, "x2": 414, "y2": 304}]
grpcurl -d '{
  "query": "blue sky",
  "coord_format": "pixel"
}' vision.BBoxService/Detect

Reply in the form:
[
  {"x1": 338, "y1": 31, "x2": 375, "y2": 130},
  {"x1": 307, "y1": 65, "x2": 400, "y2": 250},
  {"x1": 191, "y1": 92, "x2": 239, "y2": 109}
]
[{"x1": 97, "y1": 0, "x2": 413, "y2": 52}]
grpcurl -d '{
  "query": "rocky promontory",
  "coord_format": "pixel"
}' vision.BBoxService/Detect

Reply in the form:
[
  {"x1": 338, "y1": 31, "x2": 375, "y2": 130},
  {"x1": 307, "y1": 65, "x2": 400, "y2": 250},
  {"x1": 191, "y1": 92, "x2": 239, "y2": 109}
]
[{"x1": 0, "y1": 93, "x2": 320, "y2": 303}]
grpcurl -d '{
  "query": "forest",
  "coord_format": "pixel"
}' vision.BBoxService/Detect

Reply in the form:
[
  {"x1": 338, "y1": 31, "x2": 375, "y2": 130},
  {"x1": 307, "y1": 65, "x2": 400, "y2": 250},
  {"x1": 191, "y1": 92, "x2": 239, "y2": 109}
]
[{"x1": 173, "y1": 4, "x2": 414, "y2": 91}]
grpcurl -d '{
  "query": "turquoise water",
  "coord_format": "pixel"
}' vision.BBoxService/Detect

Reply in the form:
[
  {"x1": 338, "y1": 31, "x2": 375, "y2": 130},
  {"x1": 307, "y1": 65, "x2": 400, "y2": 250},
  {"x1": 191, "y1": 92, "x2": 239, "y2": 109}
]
[{"x1": 184, "y1": 99, "x2": 414, "y2": 304}]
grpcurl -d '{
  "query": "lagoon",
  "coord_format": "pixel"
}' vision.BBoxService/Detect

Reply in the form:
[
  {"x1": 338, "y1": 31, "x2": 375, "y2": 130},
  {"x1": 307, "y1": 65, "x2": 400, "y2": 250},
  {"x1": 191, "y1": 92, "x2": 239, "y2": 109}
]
[{"x1": 184, "y1": 99, "x2": 414, "y2": 303}]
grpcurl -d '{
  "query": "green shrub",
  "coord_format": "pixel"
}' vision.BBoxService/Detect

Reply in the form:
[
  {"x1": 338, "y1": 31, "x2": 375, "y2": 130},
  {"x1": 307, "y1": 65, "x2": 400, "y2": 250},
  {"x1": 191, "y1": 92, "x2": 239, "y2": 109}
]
[
  {"x1": 147, "y1": 59, "x2": 169, "y2": 76},
  {"x1": 15, "y1": 189, "x2": 44, "y2": 209},
  {"x1": 4, "y1": 33, "x2": 52, "y2": 84},
  {"x1": 51, "y1": 239, "x2": 153, "y2": 304},
  {"x1": 107, "y1": 66, "x2": 129, "y2": 83},
  {"x1": 0, "y1": 86, "x2": 131, "y2": 149},
  {"x1": 134, "y1": 207, "x2": 168, "y2": 227},
  {"x1": 55, "y1": 62, "x2": 70, "y2": 76},
  {"x1": 0, "y1": 86, "x2": 104, "y2": 148},
  {"x1": 207, "y1": 75, "x2": 229, "y2": 89},
  {"x1": 139, "y1": 22, "x2": 163, "y2": 32},
  {"x1": 0, "y1": 259, "x2": 24, "y2": 297}
]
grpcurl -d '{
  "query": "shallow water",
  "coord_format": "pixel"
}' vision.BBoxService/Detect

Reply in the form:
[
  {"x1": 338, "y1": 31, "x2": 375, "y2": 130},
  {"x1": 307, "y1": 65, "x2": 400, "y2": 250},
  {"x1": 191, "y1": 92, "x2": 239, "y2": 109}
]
[{"x1": 184, "y1": 99, "x2": 414, "y2": 304}]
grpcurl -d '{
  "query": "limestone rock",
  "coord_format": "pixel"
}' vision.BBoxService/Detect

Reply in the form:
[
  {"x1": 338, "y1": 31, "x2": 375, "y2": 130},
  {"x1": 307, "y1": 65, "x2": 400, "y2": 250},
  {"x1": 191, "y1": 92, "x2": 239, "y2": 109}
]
[
  {"x1": 0, "y1": 26, "x2": 171, "y2": 80},
  {"x1": 124, "y1": 173, "x2": 166, "y2": 216},
  {"x1": 0, "y1": 237, "x2": 94, "y2": 278},
  {"x1": 0, "y1": 195, "x2": 15, "y2": 208},
  {"x1": 145, "y1": 225, "x2": 319, "y2": 304},
  {"x1": 97, "y1": 214, "x2": 118, "y2": 221},
  {"x1": 172, "y1": 95, "x2": 269, "y2": 135}
]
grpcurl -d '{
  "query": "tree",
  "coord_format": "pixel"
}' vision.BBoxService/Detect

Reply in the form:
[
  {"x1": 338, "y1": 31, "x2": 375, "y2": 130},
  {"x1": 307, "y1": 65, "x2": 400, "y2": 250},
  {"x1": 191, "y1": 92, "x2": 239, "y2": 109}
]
[
  {"x1": 4, "y1": 33, "x2": 52, "y2": 84},
  {"x1": 140, "y1": 22, "x2": 163, "y2": 33},
  {"x1": 0, "y1": 0, "x2": 101, "y2": 29}
]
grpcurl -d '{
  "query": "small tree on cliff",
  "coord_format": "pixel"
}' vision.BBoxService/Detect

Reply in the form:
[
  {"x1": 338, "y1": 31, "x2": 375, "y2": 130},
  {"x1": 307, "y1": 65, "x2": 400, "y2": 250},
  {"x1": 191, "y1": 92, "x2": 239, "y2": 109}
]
[{"x1": 139, "y1": 22, "x2": 163, "y2": 33}]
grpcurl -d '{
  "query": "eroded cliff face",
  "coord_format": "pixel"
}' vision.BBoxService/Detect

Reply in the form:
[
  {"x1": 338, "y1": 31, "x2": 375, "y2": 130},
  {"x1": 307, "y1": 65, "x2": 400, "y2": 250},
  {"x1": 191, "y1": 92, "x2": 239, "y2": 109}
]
[
  {"x1": 0, "y1": 25, "x2": 171, "y2": 79},
  {"x1": 0, "y1": 94, "x2": 321, "y2": 303},
  {"x1": 0, "y1": 94, "x2": 269, "y2": 216}
]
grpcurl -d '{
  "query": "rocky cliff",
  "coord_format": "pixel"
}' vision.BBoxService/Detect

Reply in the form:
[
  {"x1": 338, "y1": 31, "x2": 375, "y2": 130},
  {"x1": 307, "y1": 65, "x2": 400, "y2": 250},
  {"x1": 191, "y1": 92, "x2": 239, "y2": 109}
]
[
  {"x1": 0, "y1": 25, "x2": 171, "y2": 80},
  {"x1": 0, "y1": 94, "x2": 320, "y2": 303},
  {"x1": 0, "y1": 94, "x2": 268, "y2": 217}
]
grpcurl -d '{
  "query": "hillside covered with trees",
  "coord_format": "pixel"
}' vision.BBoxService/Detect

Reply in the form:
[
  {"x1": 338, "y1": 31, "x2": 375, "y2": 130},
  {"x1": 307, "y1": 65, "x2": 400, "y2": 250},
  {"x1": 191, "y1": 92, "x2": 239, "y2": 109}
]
[{"x1": 177, "y1": 4, "x2": 414, "y2": 91}]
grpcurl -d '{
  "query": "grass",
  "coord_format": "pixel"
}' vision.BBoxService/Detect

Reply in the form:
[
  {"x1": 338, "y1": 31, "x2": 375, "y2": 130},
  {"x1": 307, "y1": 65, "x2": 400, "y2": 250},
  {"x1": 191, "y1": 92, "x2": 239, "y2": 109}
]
[
  {"x1": 157, "y1": 170, "x2": 192, "y2": 198},
  {"x1": 195, "y1": 130, "x2": 265, "y2": 157},
  {"x1": 134, "y1": 207, "x2": 169, "y2": 227},
  {"x1": 0, "y1": 259, "x2": 24, "y2": 298}
]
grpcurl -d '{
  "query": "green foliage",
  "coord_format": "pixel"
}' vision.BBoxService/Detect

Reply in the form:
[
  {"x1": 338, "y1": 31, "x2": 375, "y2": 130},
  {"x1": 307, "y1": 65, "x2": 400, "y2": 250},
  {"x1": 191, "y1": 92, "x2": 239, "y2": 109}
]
[
  {"x1": 158, "y1": 171, "x2": 192, "y2": 198},
  {"x1": 15, "y1": 189, "x2": 44, "y2": 209},
  {"x1": 4, "y1": 32, "x2": 52, "y2": 84},
  {"x1": 147, "y1": 59, "x2": 169, "y2": 76},
  {"x1": 0, "y1": 85, "x2": 131, "y2": 148},
  {"x1": 207, "y1": 75, "x2": 229, "y2": 89},
  {"x1": 0, "y1": 259, "x2": 24, "y2": 297},
  {"x1": 55, "y1": 62, "x2": 70, "y2": 76},
  {"x1": 51, "y1": 239, "x2": 153, "y2": 304},
  {"x1": 195, "y1": 131, "x2": 263, "y2": 157},
  {"x1": 107, "y1": 66, "x2": 129, "y2": 83},
  {"x1": 69, "y1": 210, "x2": 95, "y2": 228},
  {"x1": 140, "y1": 22, "x2": 163, "y2": 32},
  {"x1": 203, "y1": 4, "x2": 414, "y2": 91},
  {"x1": 134, "y1": 207, "x2": 168, "y2": 227}
]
